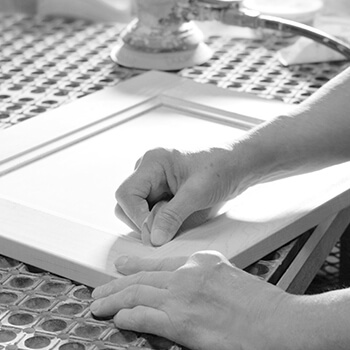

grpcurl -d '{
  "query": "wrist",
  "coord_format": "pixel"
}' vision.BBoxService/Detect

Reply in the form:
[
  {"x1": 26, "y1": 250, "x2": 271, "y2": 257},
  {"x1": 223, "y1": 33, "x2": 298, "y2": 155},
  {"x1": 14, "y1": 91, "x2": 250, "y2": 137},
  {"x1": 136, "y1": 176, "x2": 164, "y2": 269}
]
[
  {"x1": 224, "y1": 137, "x2": 278, "y2": 197},
  {"x1": 246, "y1": 288, "x2": 301, "y2": 350},
  {"x1": 265, "y1": 294, "x2": 309, "y2": 350},
  {"x1": 267, "y1": 290, "x2": 350, "y2": 350},
  {"x1": 206, "y1": 146, "x2": 255, "y2": 199},
  {"x1": 227, "y1": 119, "x2": 300, "y2": 193}
]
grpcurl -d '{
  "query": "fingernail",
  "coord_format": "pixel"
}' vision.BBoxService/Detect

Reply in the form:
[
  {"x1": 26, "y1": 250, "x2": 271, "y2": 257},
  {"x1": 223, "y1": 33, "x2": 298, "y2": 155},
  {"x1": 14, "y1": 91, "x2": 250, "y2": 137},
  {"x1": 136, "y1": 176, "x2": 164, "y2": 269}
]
[
  {"x1": 114, "y1": 255, "x2": 128, "y2": 268},
  {"x1": 91, "y1": 287, "x2": 101, "y2": 299},
  {"x1": 90, "y1": 300, "x2": 101, "y2": 314},
  {"x1": 151, "y1": 229, "x2": 169, "y2": 246}
]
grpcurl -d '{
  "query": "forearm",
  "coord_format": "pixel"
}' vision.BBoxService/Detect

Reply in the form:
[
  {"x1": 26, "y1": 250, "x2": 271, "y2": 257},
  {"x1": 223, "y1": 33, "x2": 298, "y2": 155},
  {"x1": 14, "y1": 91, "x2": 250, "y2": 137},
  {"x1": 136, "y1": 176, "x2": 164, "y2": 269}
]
[
  {"x1": 271, "y1": 288, "x2": 350, "y2": 350},
  {"x1": 230, "y1": 67, "x2": 350, "y2": 190}
]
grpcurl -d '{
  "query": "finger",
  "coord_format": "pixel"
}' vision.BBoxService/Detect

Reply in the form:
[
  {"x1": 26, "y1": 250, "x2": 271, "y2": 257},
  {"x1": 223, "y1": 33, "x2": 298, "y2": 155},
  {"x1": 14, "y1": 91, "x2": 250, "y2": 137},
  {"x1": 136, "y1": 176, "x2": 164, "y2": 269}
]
[
  {"x1": 115, "y1": 177, "x2": 151, "y2": 231},
  {"x1": 150, "y1": 187, "x2": 201, "y2": 246},
  {"x1": 91, "y1": 285, "x2": 167, "y2": 317},
  {"x1": 114, "y1": 306, "x2": 171, "y2": 338},
  {"x1": 92, "y1": 271, "x2": 171, "y2": 299},
  {"x1": 116, "y1": 197, "x2": 150, "y2": 232},
  {"x1": 115, "y1": 204, "x2": 141, "y2": 233},
  {"x1": 115, "y1": 255, "x2": 187, "y2": 275},
  {"x1": 141, "y1": 200, "x2": 165, "y2": 245}
]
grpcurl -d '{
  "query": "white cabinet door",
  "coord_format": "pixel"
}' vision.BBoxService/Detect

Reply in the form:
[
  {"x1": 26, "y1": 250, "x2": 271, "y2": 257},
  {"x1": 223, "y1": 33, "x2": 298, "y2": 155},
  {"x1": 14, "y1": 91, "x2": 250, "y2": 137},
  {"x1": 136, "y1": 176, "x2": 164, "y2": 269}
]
[{"x1": 0, "y1": 71, "x2": 349, "y2": 287}]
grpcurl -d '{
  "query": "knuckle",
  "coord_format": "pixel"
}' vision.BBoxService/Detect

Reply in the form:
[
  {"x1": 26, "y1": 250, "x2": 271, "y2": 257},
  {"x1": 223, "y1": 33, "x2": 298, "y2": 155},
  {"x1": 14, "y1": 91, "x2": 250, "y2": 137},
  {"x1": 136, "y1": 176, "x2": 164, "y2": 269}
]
[
  {"x1": 115, "y1": 180, "x2": 131, "y2": 202},
  {"x1": 125, "y1": 285, "x2": 142, "y2": 306},
  {"x1": 135, "y1": 271, "x2": 147, "y2": 283},
  {"x1": 143, "y1": 147, "x2": 168, "y2": 161},
  {"x1": 190, "y1": 250, "x2": 226, "y2": 268},
  {"x1": 158, "y1": 207, "x2": 183, "y2": 230},
  {"x1": 143, "y1": 148, "x2": 180, "y2": 170}
]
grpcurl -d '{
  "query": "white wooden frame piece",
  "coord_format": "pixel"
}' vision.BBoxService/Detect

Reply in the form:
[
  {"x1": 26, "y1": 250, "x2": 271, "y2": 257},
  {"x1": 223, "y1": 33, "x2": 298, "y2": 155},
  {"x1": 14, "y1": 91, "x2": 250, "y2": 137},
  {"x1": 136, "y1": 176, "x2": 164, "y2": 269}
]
[{"x1": 0, "y1": 71, "x2": 350, "y2": 287}]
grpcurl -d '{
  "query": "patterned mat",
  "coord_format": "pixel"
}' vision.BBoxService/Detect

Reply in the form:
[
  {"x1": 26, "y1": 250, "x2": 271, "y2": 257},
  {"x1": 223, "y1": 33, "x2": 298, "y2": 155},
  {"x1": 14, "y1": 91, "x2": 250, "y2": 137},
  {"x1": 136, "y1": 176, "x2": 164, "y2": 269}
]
[{"x1": 1, "y1": 13, "x2": 349, "y2": 130}]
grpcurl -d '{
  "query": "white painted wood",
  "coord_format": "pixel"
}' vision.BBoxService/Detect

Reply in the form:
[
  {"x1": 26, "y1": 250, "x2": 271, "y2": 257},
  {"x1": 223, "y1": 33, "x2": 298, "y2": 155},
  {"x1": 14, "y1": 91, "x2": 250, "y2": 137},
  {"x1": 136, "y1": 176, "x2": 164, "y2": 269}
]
[
  {"x1": 0, "y1": 71, "x2": 349, "y2": 287},
  {"x1": 277, "y1": 207, "x2": 350, "y2": 293}
]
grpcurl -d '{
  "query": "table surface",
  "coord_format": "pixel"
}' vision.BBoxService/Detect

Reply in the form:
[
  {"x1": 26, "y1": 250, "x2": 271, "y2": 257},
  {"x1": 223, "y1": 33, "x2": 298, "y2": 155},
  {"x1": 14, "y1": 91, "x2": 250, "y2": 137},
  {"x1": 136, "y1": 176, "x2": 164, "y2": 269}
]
[{"x1": 0, "y1": 12, "x2": 349, "y2": 350}]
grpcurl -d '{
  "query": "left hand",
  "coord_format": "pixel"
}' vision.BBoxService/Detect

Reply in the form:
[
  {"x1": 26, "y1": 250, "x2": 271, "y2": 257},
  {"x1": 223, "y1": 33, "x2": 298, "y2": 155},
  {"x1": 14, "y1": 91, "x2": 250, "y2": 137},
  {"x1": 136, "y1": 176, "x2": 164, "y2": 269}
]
[{"x1": 91, "y1": 251, "x2": 293, "y2": 350}]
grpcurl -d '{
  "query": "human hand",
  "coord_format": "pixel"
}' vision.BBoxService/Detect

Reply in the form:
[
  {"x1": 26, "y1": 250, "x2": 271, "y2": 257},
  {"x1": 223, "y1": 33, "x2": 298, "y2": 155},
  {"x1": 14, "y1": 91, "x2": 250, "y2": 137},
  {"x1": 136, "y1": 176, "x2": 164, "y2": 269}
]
[
  {"x1": 115, "y1": 147, "x2": 242, "y2": 246},
  {"x1": 91, "y1": 251, "x2": 294, "y2": 350}
]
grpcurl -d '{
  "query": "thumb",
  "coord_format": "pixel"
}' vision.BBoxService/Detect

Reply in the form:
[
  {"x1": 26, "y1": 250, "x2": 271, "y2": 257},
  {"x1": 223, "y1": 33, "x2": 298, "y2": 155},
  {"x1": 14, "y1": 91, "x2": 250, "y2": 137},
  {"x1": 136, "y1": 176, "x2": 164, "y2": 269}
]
[
  {"x1": 141, "y1": 200, "x2": 182, "y2": 246},
  {"x1": 148, "y1": 191, "x2": 204, "y2": 246}
]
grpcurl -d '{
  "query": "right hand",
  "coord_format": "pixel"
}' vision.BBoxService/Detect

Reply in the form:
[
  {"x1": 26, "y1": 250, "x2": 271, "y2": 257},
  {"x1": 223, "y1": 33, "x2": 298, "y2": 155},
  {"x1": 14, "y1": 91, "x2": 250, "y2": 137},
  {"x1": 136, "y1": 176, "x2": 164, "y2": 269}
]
[{"x1": 115, "y1": 147, "x2": 242, "y2": 246}]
